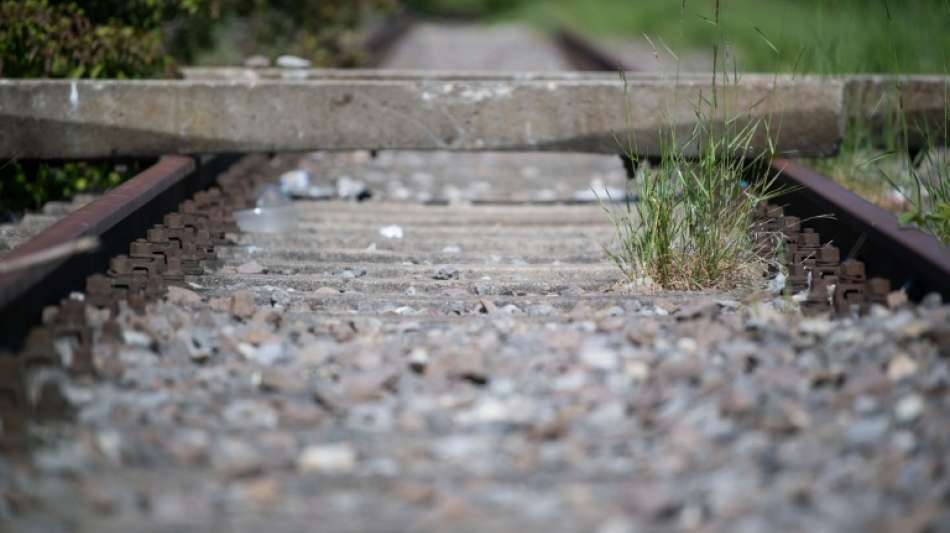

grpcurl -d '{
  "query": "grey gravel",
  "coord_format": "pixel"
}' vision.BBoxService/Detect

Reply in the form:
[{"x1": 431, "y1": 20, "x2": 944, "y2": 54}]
[{"x1": 4, "y1": 22, "x2": 950, "y2": 533}]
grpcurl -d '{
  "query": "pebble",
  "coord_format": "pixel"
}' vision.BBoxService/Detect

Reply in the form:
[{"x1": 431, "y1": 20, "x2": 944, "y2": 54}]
[
  {"x1": 222, "y1": 399, "x2": 279, "y2": 430},
  {"x1": 433, "y1": 266, "x2": 460, "y2": 280},
  {"x1": 894, "y1": 394, "x2": 924, "y2": 422},
  {"x1": 337, "y1": 267, "x2": 367, "y2": 279},
  {"x1": 269, "y1": 288, "x2": 292, "y2": 307},
  {"x1": 379, "y1": 225, "x2": 404, "y2": 239},
  {"x1": 527, "y1": 304, "x2": 555, "y2": 317},
  {"x1": 408, "y1": 348, "x2": 429, "y2": 373},
  {"x1": 579, "y1": 340, "x2": 618, "y2": 370},
  {"x1": 244, "y1": 55, "x2": 270, "y2": 68},
  {"x1": 799, "y1": 318, "x2": 834, "y2": 335},
  {"x1": 121, "y1": 329, "x2": 153, "y2": 349},
  {"x1": 846, "y1": 417, "x2": 890, "y2": 447},
  {"x1": 921, "y1": 292, "x2": 943, "y2": 309},
  {"x1": 237, "y1": 260, "x2": 266, "y2": 275},
  {"x1": 674, "y1": 298, "x2": 718, "y2": 320},
  {"x1": 233, "y1": 476, "x2": 281, "y2": 507},
  {"x1": 167, "y1": 429, "x2": 210, "y2": 465},
  {"x1": 337, "y1": 176, "x2": 370, "y2": 200},
  {"x1": 276, "y1": 55, "x2": 311, "y2": 69},
  {"x1": 165, "y1": 286, "x2": 202, "y2": 305},
  {"x1": 231, "y1": 290, "x2": 257, "y2": 319},
  {"x1": 297, "y1": 443, "x2": 357, "y2": 474},
  {"x1": 256, "y1": 368, "x2": 306, "y2": 393},
  {"x1": 314, "y1": 286, "x2": 340, "y2": 296},
  {"x1": 209, "y1": 296, "x2": 231, "y2": 312},
  {"x1": 341, "y1": 370, "x2": 395, "y2": 402},
  {"x1": 887, "y1": 354, "x2": 918, "y2": 381},
  {"x1": 179, "y1": 329, "x2": 214, "y2": 362},
  {"x1": 212, "y1": 438, "x2": 262, "y2": 477},
  {"x1": 244, "y1": 342, "x2": 285, "y2": 366}
]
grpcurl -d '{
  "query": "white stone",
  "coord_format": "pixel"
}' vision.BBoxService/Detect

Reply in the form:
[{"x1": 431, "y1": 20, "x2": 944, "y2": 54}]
[
  {"x1": 122, "y1": 329, "x2": 152, "y2": 348},
  {"x1": 379, "y1": 225, "x2": 404, "y2": 239},
  {"x1": 297, "y1": 443, "x2": 357, "y2": 473},
  {"x1": 894, "y1": 394, "x2": 924, "y2": 422},
  {"x1": 799, "y1": 318, "x2": 834, "y2": 335},
  {"x1": 276, "y1": 55, "x2": 312, "y2": 69},
  {"x1": 580, "y1": 340, "x2": 619, "y2": 370}
]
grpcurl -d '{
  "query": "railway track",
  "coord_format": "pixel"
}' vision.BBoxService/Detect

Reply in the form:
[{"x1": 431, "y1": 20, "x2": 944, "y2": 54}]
[{"x1": 2, "y1": 18, "x2": 950, "y2": 533}]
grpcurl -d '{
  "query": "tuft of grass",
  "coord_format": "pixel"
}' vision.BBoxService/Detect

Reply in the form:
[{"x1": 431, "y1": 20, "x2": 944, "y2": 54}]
[
  {"x1": 603, "y1": 4, "x2": 788, "y2": 292},
  {"x1": 878, "y1": 142, "x2": 950, "y2": 244},
  {"x1": 877, "y1": 80, "x2": 950, "y2": 244},
  {"x1": 604, "y1": 116, "x2": 783, "y2": 290}
]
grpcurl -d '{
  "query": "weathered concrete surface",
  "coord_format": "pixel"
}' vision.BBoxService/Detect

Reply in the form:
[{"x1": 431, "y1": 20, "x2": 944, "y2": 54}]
[
  {"x1": 845, "y1": 76, "x2": 949, "y2": 148},
  {"x1": 0, "y1": 76, "x2": 844, "y2": 159},
  {"x1": 179, "y1": 70, "x2": 950, "y2": 151}
]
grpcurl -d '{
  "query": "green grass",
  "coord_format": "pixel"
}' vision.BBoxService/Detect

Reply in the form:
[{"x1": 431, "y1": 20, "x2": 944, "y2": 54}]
[
  {"x1": 604, "y1": 102, "x2": 784, "y2": 290},
  {"x1": 414, "y1": 0, "x2": 950, "y2": 262},
  {"x1": 879, "y1": 104, "x2": 950, "y2": 244},
  {"x1": 0, "y1": 160, "x2": 135, "y2": 215},
  {"x1": 498, "y1": 0, "x2": 950, "y2": 74},
  {"x1": 887, "y1": 149, "x2": 950, "y2": 243}
]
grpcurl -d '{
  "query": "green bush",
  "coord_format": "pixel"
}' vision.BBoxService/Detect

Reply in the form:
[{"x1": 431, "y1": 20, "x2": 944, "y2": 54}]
[
  {"x1": 0, "y1": 0, "x2": 191, "y2": 216},
  {"x1": 0, "y1": 0, "x2": 197, "y2": 79},
  {"x1": 0, "y1": 161, "x2": 136, "y2": 213},
  {"x1": 0, "y1": 0, "x2": 391, "y2": 216},
  {"x1": 401, "y1": 0, "x2": 513, "y2": 17},
  {"x1": 171, "y1": 0, "x2": 397, "y2": 67}
]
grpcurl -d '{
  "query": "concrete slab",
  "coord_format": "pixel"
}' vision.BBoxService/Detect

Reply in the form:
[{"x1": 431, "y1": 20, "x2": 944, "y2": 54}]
[
  {"x1": 0, "y1": 75, "x2": 843, "y2": 159},
  {"x1": 845, "y1": 75, "x2": 949, "y2": 148},
  {"x1": 181, "y1": 71, "x2": 949, "y2": 151}
]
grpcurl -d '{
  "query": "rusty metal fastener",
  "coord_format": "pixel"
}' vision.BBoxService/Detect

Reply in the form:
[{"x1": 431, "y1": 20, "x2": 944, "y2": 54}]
[
  {"x1": 839, "y1": 259, "x2": 867, "y2": 281},
  {"x1": 866, "y1": 277, "x2": 891, "y2": 307}
]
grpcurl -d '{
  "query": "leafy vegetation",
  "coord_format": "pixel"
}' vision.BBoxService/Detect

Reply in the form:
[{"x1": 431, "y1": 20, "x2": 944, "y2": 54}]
[
  {"x1": 402, "y1": 0, "x2": 510, "y2": 17},
  {"x1": 468, "y1": 0, "x2": 950, "y2": 74},
  {"x1": 171, "y1": 0, "x2": 397, "y2": 67},
  {"x1": 878, "y1": 106, "x2": 950, "y2": 244},
  {"x1": 0, "y1": 161, "x2": 137, "y2": 214},
  {"x1": 605, "y1": 115, "x2": 782, "y2": 290},
  {"x1": 0, "y1": 0, "x2": 194, "y2": 215},
  {"x1": 0, "y1": 0, "x2": 393, "y2": 215},
  {"x1": 0, "y1": 0, "x2": 198, "y2": 79}
]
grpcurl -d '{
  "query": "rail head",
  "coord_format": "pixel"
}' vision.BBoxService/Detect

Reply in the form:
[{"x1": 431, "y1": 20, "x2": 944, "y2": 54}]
[{"x1": 771, "y1": 158, "x2": 950, "y2": 299}]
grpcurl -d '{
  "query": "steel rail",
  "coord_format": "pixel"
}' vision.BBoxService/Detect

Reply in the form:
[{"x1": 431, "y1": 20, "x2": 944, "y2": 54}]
[
  {"x1": 0, "y1": 155, "x2": 240, "y2": 351},
  {"x1": 770, "y1": 158, "x2": 950, "y2": 300}
]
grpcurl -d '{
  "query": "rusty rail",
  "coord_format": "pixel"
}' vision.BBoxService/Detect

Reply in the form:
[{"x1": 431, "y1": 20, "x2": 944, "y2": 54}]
[
  {"x1": 770, "y1": 158, "x2": 950, "y2": 300},
  {"x1": 0, "y1": 155, "x2": 240, "y2": 351}
]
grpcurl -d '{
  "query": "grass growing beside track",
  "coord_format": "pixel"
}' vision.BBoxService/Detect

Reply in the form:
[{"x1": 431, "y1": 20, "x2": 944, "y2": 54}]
[
  {"x1": 591, "y1": 0, "x2": 950, "y2": 286},
  {"x1": 487, "y1": 0, "x2": 950, "y2": 75},
  {"x1": 429, "y1": 0, "x2": 950, "y2": 249},
  {"x1": 603, "y1": 97, "x2": 783, "y2": 290},
  {"x1": 878, "y1": 117, "x2": 950, "y2": 244}
]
